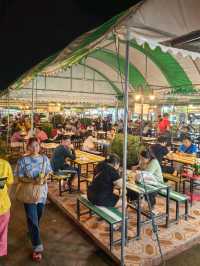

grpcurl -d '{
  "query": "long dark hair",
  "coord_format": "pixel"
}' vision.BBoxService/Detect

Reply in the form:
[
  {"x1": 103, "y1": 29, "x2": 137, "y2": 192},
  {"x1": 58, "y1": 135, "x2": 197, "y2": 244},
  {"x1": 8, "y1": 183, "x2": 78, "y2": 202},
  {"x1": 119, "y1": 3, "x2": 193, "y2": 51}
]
[
  {"x1": 105, "y1": 153, "x2": 120, "y2": 166},
  {"x1": 140, "y1": 148, "x2": 156, "y2": 161}
]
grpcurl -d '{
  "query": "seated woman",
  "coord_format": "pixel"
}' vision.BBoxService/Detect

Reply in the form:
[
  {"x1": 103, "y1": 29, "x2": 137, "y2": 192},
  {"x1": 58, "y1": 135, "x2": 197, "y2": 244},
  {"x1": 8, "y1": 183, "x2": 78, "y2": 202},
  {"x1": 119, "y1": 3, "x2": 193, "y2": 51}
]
[
  {"x1": 50, "y1": 125, "x2": 63, "y2": 141},
  {"x1": 107, "y1": 128, "x2": 116, "y2": 141},
  {"x1": 11, "y1": 130, "x2": 22, "y2": 143},
  {"x1": 130, "y1": 149, "x2": 163, "y2": 209},
  {"x1": 82, "y1": 131, "x2": 98, "y2": 153},
  {"x1": 87, "y1": 154, "x2": 122, "y2": 207}
]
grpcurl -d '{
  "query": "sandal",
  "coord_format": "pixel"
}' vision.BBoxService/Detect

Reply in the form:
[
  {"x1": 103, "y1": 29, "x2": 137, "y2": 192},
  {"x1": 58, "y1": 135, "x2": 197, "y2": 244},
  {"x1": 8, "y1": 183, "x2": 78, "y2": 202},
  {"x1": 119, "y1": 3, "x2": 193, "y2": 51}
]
[{"x1": 32, "y1": 252, "x2": 42, "y2": 262}]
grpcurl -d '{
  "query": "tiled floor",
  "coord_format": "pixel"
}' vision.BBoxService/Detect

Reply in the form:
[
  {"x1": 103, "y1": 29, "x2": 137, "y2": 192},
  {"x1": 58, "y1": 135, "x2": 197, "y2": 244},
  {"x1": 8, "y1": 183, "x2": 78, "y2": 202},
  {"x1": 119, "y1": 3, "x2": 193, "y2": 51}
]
[
  {"x1": 6, "y1": 190, "x2": 115, "y2": 266},
  {"x1": 48, "y1": 181, "x2": 200, "y2": 266}
]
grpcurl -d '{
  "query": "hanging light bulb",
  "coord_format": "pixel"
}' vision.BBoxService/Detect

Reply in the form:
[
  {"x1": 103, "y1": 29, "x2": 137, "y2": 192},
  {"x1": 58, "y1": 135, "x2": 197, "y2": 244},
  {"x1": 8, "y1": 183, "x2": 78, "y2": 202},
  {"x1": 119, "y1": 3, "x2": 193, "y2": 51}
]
[
  {"x1": 149, "y1": 94, "x2": 155, "y2": 101},
  {"x1": 135, "y1": 94, "x2": 141, "y2": 101}
]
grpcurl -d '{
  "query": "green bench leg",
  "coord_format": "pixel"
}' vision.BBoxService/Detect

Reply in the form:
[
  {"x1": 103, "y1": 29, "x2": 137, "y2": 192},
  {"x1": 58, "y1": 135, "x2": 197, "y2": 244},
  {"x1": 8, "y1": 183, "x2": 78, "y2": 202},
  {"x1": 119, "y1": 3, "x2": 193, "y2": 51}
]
[
  {"x1": 190, "y1": 179, "x2": 194, "y2": 206},
  {"x1": 175, "y1": 201, "x2": 179, "y2": 222},
  {"x1": 125, "y1": 218, "x2": 128, "y2": 245},
  {"x1": 109, "y1": 224, "x2": 114, "y2": 251},
  {"x1": 136, "y1": 196, "x2": 141, "y2": 239},
  {"x1": 185, "y1": 200, "x2": 189, "y2": 221},
  {"x1": 183, "y1": 180, "x2": 186, "y2": 194}
]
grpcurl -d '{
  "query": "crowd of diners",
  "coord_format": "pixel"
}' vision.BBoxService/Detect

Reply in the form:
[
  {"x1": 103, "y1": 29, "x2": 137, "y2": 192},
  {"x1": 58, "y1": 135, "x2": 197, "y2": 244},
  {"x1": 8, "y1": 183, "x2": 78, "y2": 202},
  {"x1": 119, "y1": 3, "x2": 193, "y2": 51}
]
[{"x1": 0, "y1": 112, "x2": 200, "y2": 263}]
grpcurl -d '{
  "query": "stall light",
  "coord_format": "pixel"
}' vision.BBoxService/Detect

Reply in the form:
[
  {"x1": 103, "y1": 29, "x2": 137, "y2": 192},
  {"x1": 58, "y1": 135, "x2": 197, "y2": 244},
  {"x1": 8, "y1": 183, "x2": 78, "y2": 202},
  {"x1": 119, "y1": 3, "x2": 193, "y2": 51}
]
[
  {"x1": 149, "y1": 94, "x2": 155, "y2": 101},
  {"x1": 135, "y1": 94, "x2": 141, "y2": 101}
]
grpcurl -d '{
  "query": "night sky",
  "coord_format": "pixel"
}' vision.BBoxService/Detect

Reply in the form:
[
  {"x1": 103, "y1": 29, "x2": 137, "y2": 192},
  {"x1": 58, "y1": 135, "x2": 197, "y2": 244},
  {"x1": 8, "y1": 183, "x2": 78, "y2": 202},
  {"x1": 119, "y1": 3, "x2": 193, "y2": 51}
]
[{"x1": 0, "y1": 0, "x2": 139, "y2": 90}]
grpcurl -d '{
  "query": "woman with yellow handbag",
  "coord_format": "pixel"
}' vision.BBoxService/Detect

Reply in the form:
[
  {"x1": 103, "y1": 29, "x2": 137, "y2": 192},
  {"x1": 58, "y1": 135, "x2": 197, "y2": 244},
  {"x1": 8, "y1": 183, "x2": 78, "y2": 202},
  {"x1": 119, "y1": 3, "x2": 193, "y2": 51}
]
[
  {"x1": 0, "y1": 159, "x2": 14, "y2": 264},
  {"x1": 15, "y1": 137, "x2": 52, "y2": 262}
]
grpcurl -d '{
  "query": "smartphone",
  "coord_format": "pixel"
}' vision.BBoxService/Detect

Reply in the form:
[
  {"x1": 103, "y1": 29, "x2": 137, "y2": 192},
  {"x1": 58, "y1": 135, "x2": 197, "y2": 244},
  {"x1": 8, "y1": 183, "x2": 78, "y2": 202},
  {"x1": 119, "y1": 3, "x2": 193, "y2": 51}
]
[{"x1": 0, "y1": 177, "x2": 8, "y2": 189}]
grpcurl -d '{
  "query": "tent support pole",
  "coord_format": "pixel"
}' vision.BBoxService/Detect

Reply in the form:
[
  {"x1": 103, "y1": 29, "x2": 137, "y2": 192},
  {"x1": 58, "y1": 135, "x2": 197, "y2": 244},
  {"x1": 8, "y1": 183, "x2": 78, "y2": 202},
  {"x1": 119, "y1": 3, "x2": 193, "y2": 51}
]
[
  {"x1": 140, "y1": 94, "x2": 144, "y2": 138},
  {"x1": 31, "y1": 80, "x2": 34, "y2": 136},
  {"x1": 121, "y1": 29, "x2": 130, "y2": 266},
  {"x1": 115, "y1": 100, "x2": 119, "y2": 122}
]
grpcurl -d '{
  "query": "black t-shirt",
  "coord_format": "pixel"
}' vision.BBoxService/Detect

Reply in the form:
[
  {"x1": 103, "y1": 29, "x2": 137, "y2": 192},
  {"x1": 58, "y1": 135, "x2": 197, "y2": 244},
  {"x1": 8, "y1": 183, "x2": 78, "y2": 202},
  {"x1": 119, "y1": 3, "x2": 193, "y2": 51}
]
[
  {"x1": 151, "y1": 144, "x2": 168, "y2": 165},
  {"x1": 87, "y1": 162, "x2": 120, "y2": 207}
]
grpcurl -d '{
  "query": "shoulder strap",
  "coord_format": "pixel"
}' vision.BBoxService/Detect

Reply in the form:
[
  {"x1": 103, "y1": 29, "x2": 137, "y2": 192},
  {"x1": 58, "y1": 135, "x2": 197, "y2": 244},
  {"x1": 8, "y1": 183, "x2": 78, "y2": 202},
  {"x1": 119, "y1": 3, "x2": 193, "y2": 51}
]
[
  {"x1": 22, "y1": 156, "x2": 32, "y2": 178},
  {"x1": 41, "y1": 155, "x2": 46, "y2": 175}
]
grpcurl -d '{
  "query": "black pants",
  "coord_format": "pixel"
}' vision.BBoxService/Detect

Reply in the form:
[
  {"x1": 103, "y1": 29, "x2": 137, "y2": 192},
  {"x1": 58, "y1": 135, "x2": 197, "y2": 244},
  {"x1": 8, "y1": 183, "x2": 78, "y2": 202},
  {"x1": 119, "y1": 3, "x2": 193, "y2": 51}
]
[
  {"x1": 162, "y1": 165, "x2": 174, "y2": 181},
  {"x1": 127, "y1": 190, "x2": 157, "y2": 208}
]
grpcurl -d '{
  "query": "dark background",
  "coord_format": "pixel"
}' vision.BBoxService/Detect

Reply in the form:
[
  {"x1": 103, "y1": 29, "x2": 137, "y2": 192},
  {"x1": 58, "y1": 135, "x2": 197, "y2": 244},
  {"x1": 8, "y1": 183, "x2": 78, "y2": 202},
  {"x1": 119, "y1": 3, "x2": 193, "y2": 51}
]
[{"x1": 0, "y1": 0, "x2": 139, "y2": 90}]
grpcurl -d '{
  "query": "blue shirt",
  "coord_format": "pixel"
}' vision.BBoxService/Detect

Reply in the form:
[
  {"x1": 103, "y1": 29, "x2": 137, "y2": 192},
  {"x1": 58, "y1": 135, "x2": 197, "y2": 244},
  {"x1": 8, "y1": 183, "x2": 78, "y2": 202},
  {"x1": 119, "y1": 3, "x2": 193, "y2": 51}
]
[
  {"x1": 178, "y1": 144, "x2": 197, "y2": 154},
  {"x1": 15, "y1": 155, "x2": 52, "y2": 203}
]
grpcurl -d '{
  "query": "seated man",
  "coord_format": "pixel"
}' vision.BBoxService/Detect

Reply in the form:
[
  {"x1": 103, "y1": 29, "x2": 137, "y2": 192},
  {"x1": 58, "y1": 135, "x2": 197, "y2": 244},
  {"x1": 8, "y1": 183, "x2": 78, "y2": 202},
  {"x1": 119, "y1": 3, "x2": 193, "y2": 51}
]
[
  {"x1": 178, "y1": 136, "x2": 197, "y2": 155},
  {"x1": 82, "y1": 131, "x2": 98, "y2": 154},
  {"x1": 179, "y1": 126, "x2": 190, "y2": 141},
  {"x1": 151, "y1": 136, "x2": 174, "y2": 174},
  {"x1": 51, "y1": 136, "x2": 78, "y2": 190}
]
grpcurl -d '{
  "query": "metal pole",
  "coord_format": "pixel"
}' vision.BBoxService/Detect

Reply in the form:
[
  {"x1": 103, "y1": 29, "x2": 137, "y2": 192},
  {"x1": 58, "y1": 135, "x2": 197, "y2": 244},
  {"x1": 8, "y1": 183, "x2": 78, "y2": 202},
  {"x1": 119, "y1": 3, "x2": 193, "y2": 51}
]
[
  {"x1": 31, "y1": 80, "x2": 34, "y2": 136},
  {"x1": 121, "y1": 29, "x2": 130, "y2": 266},
  {"x1": 115, "y1": 100, "x2": 119, "y2": 122},
  {"x1": 140, "y1": 94, "x2": 144, "y2": 138}
]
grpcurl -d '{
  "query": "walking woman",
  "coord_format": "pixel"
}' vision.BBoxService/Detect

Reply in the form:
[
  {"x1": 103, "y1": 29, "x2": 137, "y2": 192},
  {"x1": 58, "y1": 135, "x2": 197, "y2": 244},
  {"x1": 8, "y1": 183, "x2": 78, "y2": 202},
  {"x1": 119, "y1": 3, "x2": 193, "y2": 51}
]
[
  {"x1": 15, "y1": 137, "x2": 52, "y2": 262},
  {"x1": 0, "y1": 159, "x2": 14, "y2": 263}
]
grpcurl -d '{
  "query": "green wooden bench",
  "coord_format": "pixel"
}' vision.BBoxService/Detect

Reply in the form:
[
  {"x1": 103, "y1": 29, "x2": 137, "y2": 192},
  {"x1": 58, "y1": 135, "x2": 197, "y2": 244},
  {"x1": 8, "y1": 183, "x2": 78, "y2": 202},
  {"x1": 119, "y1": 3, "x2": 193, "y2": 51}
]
[
  {"x1": 163, "y1": 172, "x2": 187, "y2": 192},
  {"x1": 158, "y1": 189, "x2": 189, "y2": 223},
  {"x1": 77, "y1": 195, "x2": 128, "y2": 250}
]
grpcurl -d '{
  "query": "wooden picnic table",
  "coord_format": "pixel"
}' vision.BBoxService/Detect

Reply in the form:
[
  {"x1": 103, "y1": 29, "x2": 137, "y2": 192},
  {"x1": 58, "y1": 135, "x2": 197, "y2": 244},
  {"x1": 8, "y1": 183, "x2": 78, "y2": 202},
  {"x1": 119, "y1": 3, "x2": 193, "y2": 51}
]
[
  {"x1": 142, "y1": 137, "x2": 157, "y2": 141},
  {"x1": 126, "y1": 179, "x2": 170, "y2": 238},
  {"x1": 40, "y1": 142, "x2": 59, "y2": 156},
  {"x1": 166, "y1": 152, "x2": 197, "y2": 166},
  {"x1": 72, "y1": 150, "x2": 105, "y2": 191},
  {"x1": 40, "y1": 142, "x2": 59, "y2": 149}
]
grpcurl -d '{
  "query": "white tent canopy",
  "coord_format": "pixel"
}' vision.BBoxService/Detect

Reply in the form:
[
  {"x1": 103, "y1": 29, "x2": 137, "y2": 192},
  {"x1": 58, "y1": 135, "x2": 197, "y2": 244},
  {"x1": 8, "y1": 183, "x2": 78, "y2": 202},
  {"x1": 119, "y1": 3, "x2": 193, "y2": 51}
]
[
  {"x1": 4, "y1": 0, "x2": 200, "y2": 105},
  {"x1": 117, "y1": 0, "x2": 200, "y2": 58}
]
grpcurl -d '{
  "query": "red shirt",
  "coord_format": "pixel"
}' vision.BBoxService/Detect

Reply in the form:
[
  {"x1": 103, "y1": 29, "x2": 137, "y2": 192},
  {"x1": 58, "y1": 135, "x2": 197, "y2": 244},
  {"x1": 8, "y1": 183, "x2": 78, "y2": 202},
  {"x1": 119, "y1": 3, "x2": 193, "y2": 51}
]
[
  {"x1": 36, "y1": 130, "x2": 48, "y2": 142},
  {"x1": 51, "y1": 128, "x2": 58, "y2": 138},
  {"x1": 158, "y1": 117, "x2": 170, "y2": 134}
]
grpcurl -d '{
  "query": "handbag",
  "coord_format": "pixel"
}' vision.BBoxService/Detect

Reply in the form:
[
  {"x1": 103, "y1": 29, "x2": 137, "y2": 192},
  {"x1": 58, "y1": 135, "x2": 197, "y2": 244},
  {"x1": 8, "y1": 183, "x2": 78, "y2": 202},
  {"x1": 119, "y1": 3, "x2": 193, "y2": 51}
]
[{"x1": 16, "y1": 156, "x2": 46, "y2": 204}]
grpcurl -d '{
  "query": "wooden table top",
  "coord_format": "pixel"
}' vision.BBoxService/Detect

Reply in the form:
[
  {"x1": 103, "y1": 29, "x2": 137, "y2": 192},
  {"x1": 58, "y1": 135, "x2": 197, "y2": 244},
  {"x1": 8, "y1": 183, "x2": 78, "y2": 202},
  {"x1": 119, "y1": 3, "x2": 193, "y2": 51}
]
[
  {"x1": 94, "y1": 139, "x2": 110, "y2": 145},
  {"x1": 166, "y1": 152, "x2": 197, "y2": 165},
  {"x1": 142, "y1": 137, "x2": 157, "y2": 142},
  {"x1": 40, "y1": 143, "x2": 59, "y2": 149},
  {"x1": 74, "y1": 150, "x2": 105, "y2": 165}
]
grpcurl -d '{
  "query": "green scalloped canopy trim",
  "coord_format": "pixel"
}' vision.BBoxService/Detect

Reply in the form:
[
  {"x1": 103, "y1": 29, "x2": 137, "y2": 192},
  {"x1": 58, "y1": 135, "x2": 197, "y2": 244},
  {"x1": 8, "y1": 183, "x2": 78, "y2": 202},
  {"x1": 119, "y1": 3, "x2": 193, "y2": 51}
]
[
  {"x1": 88, "y1": 49, "x2": 148, "y2": 91},
  {"x1": 131, "y1": 42, "x2": 196, "y2": 95}
]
